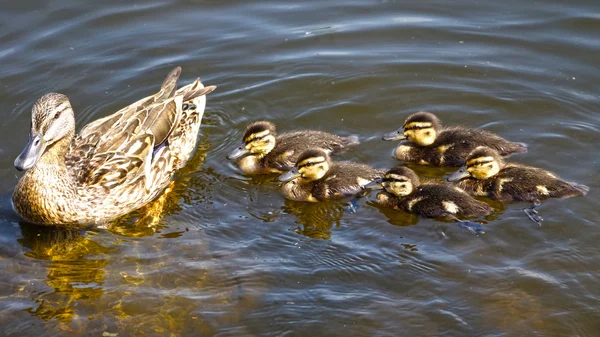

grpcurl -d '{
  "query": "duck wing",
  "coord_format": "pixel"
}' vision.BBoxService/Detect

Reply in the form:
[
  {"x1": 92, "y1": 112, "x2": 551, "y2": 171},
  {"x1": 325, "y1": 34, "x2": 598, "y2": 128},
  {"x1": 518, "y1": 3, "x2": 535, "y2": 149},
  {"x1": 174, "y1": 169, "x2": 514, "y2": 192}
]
[{"x1": 67, "y1": 67, "x2": 215, "y2": 188}]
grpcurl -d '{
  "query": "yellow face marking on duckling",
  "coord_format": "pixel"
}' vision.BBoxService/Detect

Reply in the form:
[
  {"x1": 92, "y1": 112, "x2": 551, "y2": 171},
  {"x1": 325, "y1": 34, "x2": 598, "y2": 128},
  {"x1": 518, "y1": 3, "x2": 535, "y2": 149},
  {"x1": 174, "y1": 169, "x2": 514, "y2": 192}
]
[
  {"x1": 407, "y1": 196, "x2": 424, "y2": 211},
  {"x1": 244, "y1": 129, "x2": 270, "y2": 143},
  {"x1": 536, "y1": 185, "x2": 550, "y2": 195},
  {"x1": 404, "y1": 122, "x2": 432, "y2": 130},
  {"x1": 297, "y1": 158, "x2": 329, "y2": 181},
  {"x1": 466, "y1": 156, "x2": 500, "y2": 179},
  {"x1": 442, "y1": 200, "x2": 460, "y2": 214},
  {"x1": 245, "y1": 134, "x2": 276, "y2": 157},
  {"x1": 297, "y1": 156, "x2": 326, "y2": 168},
  {"x1": 382, "y1": 174, "x2": 414, "y2": 196},
  {"x1": 403, "y1": 122, "x2": 437, "y2": 146},
  {"x1": 466, "y1": 156, "x2": 495, "y2": 166}
]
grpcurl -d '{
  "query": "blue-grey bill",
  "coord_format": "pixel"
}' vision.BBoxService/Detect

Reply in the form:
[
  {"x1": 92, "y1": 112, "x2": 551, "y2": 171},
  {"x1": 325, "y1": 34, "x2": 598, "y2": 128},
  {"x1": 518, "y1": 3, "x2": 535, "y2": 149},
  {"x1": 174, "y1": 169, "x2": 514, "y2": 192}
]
[
  {"x1": 447, "y1": 166, "x2": 470, "y2": 182},
  {"x1": 278, "y1": 168, "x2": 301, "y2": 182},
  {"x1": 14, "y1": 133, "x2": 45, "y2": 171},
  {"x1": 227, "y1": 144, "x2": 249, "y2": 161},
  {"x1": 382, "y1": 129, "x2": 406, "y2": 141}
]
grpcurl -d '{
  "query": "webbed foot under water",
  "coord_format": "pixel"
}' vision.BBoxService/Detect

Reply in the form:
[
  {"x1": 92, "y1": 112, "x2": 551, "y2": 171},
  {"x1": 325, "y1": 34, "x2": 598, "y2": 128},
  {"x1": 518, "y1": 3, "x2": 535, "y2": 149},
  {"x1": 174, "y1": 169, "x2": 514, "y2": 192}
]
[{"x1": 524, "y1": 200, "x2": 543, "y2": 225}]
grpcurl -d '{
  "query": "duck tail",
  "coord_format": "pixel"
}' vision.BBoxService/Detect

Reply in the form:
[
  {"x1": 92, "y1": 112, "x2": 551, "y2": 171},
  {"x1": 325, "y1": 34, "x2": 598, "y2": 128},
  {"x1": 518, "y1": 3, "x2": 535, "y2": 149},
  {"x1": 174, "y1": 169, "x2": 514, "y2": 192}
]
[
  {"x1": 572, "y1": 183, "x2": 590, "y2": 196},
  {"x1": 512, "y1": 142, "x2": 528, "y2": 153},
  {"x1": 342, "y1": 135, "x2": 360, "y2": 147}
]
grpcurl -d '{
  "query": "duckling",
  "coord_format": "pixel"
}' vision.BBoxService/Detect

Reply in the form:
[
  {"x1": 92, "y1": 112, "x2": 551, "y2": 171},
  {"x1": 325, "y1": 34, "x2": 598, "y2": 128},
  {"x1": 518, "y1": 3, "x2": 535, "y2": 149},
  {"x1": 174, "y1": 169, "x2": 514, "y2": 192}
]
[
  {"x1": 227, "y1": 121, "x2": 359, "y2": 174},
  {"x1": 382, "y1": 111, "x2": 527, "y2": 166},
  {"x1": 367, "y1": 166, "x2": 491, "y2": 233},
  {"x1": 278, "y1": 149, "x2": 382, "y2": 202},
  {"x1": 447, "y1": 146, "x2": 589, "y2": 224}
]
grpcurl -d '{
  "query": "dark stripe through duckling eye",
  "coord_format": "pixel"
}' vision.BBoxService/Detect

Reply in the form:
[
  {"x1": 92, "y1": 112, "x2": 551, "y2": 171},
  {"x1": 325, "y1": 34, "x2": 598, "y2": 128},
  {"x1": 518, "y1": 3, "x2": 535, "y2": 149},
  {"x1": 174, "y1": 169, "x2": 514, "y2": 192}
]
[
  {"x1": 298, "y1": 160, "x2": 324, "y2": 168},
  {"x1": 467, "y1": 160, "x2": 493, "y2": 167},
  {"x1": 297, "y1": 156, "x2": 326, "y2": 168},
  {"x1": 403, "y1": 122, "x2": 432, "y2": 131},
  {"x1": 382, "y1": 177, "x2": 408, "y2": 183},
  {"x1": 404, "y1": 125, "x2": 431, "y2": 131},
  {"x1": 244, "y1": 129, "x2": 271, "y2": 143}
]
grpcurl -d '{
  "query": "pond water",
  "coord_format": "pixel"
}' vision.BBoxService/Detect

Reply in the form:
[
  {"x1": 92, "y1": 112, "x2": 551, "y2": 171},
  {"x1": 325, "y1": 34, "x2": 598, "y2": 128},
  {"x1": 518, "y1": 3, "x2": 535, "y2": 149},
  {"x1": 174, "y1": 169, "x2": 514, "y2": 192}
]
[{"x1": 0, "y1": 0, "x2": 599, "y2": 336}]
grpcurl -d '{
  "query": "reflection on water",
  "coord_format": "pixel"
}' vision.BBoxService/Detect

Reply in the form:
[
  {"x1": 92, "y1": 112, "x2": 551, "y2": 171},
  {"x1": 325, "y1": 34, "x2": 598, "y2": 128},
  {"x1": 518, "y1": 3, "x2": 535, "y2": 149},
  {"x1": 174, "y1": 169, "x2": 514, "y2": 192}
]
[
  {"x1": 18, "y1": 222, "x2": 109, "y2": 324},
  {"x1": 282, "y1": 200, "x2": 347, "y2": 240},
  {"x1": 107, "y1": 137, "x2": 213, "y2": 237},
  {"x1": 367, "y1": 199, "x2": 419, "y2": 227}
]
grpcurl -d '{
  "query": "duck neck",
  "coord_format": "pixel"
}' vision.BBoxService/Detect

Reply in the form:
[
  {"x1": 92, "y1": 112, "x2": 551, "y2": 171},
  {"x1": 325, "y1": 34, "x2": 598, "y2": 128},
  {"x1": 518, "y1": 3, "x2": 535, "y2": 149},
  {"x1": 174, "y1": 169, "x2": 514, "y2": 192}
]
[
  {"x1": 13, "y1": 134, "x2": 83, "y2": 225},
  {"x1": 32, "y1": 135, "x2": 76, "y2": 190}
]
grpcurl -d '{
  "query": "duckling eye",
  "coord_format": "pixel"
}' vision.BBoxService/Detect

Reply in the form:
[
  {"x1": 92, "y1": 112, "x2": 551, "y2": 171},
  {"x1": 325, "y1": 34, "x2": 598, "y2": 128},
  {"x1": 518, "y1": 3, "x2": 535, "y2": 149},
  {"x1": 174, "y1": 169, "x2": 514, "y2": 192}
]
[{"x1": 54, "y1": 112, "x2": 60, "y2": 119}]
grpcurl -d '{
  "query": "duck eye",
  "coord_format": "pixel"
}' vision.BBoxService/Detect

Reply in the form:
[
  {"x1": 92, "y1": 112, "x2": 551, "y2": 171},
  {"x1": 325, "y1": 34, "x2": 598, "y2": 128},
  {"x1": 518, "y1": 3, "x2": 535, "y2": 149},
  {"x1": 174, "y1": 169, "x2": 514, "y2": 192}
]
[{"x1": 54, "y1": 112, "x2": 60, "y2": 119}]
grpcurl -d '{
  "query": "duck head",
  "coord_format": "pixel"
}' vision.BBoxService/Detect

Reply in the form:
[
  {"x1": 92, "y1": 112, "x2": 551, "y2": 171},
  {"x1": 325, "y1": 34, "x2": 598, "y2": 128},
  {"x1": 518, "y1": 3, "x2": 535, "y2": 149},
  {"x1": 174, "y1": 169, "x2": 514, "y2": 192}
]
[
  {"x1": 382, "y1": 111, "x2": 441, "y2": 146},
  {"x1": 448, "y1": 146, "x2": 504, "y2": 181},
  {"x1": 278, "y1": 148, "x2": 331, "y2": 182},
  {"x1": 227, "y1": 121, "x2": 277, "y2": 161},
  {"x1": 367, "y1": 166, "x2": 420, "y2": 197},
  {"x1": 15, "y1": 93, "x2": 75, "y2": 171}
]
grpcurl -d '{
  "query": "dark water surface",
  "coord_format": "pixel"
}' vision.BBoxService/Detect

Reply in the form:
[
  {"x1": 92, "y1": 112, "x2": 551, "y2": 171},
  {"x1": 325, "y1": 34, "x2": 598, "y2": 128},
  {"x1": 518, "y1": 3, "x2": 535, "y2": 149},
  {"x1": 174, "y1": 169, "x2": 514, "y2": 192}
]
[{"x1": 1, "y1": 0, "x2": 599, "y2": 336}]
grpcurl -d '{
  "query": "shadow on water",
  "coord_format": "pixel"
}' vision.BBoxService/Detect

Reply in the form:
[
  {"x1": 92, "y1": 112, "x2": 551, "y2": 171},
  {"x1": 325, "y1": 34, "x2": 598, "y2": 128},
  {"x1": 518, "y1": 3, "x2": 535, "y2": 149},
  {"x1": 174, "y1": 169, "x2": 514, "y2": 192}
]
[{"x1": 17, "y1": 222, "x2": 110, "y2": 324}]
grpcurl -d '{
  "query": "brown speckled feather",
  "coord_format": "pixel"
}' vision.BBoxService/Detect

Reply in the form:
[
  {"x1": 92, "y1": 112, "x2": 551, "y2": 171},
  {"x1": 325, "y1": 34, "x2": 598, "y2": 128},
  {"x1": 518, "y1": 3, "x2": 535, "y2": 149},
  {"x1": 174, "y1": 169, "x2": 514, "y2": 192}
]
[{"x1": 457, "y1": 164, "x2": 588, "y2": 202}]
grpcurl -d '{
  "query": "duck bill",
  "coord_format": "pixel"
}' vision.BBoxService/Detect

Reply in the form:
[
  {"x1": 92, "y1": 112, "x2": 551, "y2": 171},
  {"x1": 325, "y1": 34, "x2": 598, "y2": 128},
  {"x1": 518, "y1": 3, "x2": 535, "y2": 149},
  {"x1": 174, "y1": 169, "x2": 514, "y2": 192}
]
[
  {"x1": 278, "y1": 168, "x2": 301, "y2": 182},
  {"x1": 227, "y1": 143, "x2": 249, "y2": 161},
  {"x1": 364, "y1": 178, "x2": 384, "y2": 190},
  {"x1": 447, "y1": 166, "x2": 470, "y2": 182},
  {"x1": 14, "y1": 132, "x2": 45, "y2": 171},
  {"x1": 382, "y1": 128, "x2": 406, "y2": 141}
]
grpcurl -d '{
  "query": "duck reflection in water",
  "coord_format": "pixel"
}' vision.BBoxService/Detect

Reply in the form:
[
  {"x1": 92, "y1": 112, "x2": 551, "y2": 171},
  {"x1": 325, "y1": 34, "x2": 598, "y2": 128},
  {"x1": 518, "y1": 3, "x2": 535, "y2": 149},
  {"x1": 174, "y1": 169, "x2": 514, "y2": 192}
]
[
  {"x1": 107, "y1": 136, "x2": 216, "y2": 237},
  {"x1": 281, "y1": 199, "x2": 346, "y2": 240},
  {"x1": 18, "y1": 222, "x2": 110, "y2": 325}
]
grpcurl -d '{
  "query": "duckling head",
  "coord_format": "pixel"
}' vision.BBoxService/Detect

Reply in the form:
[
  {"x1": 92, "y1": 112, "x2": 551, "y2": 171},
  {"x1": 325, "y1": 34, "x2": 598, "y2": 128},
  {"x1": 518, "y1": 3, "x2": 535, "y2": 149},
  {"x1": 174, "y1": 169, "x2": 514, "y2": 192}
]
[
  {"x1": 382, "y1": 111, "x2": 441, "y2": 146},
  {"x1": 448, "y1": 146, "x2": 504, "y2": 181},
  {"x1": 380, "y1": 166, "x2": 420, "y2": 196},
  {"x1": 227, "y1": 121, "x2": 277, "y2": 161},
  {"x1": 14, "y1": 93, "x2": 76, "y2": 171},
  {"x1": 278, "y1": 149, "x2": 331, "y2": 182}
]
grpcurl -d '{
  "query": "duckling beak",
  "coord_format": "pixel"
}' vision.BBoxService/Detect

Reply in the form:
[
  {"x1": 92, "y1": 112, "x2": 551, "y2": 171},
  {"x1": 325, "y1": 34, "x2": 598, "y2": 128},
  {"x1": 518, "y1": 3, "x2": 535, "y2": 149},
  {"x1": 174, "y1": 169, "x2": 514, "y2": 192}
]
[
  {"x1": 364, "y1": 178, "x2": 384, "y2": 190},
  {"x1": 278, "y1": 168, "x2": 301, "y2": 182},
  {"x1": 227, "y1": 143, "x2": 249, "y2": 161},
  {"x1": 382, "y1": 128, "x2": 406, "y2": 141},
  {"x1": 447, "y1": 165, "x2": 470, "y2": 182},
  {"x1": 14, "y1": 132, "x2": 46, "y2": 171}
]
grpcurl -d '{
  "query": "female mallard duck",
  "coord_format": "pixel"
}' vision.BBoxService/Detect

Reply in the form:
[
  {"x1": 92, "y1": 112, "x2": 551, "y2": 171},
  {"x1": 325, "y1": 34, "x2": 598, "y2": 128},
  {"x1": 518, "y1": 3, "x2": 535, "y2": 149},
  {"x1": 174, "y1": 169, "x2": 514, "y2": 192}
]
[
  {"x1": 447, "y1": 146, "x2": 589, "y2": 224},
  {"x1": 227, "y1": 121, "x2": 359, "y2": 174},
  {"x1": 382, "y1": 111, "x2": 527, "y2": 166},
  {"x1": 368, "y1": 166, "x2": 491, "y2": 233},
  {"x1": 12, "y1": 67, "x2": 216, "y2": 226},
  {"x1": 278, "y1": 149, "x2": 382, "y2": 202}
]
